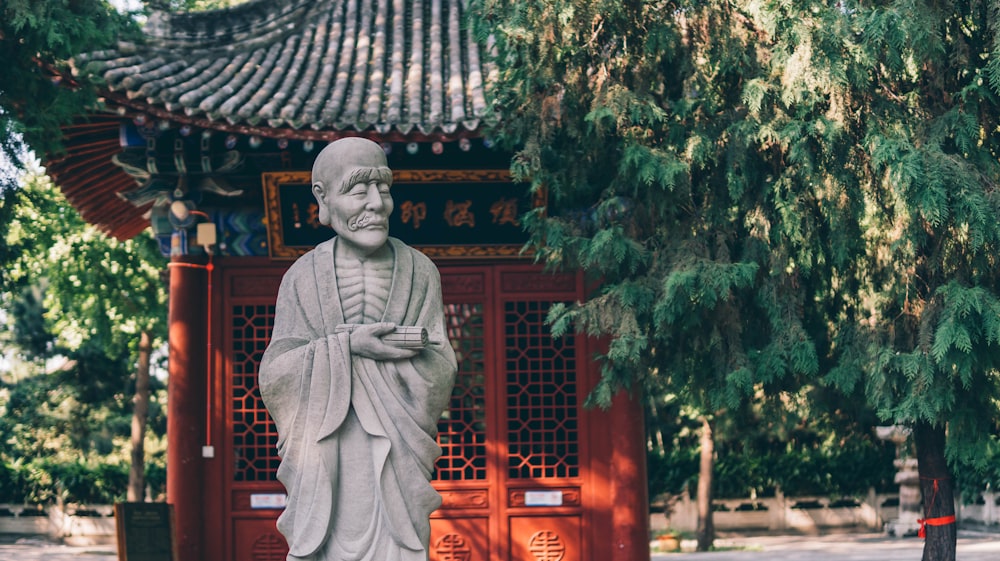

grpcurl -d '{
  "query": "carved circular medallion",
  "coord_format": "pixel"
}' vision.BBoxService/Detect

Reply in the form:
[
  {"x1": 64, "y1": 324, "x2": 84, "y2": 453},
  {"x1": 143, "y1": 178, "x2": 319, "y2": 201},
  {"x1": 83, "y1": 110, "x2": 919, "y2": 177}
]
[
  {"x1": 528, "y1": 530, "x2": 566, "y2": 561},
  {"x1": 434, "y1": 532, "x2": 472, "y2": 561},
  {"x1": 251, "y1": 532, "x2": 286, "y2": 561}
]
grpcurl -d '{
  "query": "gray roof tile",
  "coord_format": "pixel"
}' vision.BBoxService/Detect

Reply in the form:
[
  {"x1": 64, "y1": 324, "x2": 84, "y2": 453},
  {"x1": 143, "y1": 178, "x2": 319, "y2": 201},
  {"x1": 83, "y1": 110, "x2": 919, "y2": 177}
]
[{"x1": 75, "y1": 0, "x2": 495, "y2": 138}]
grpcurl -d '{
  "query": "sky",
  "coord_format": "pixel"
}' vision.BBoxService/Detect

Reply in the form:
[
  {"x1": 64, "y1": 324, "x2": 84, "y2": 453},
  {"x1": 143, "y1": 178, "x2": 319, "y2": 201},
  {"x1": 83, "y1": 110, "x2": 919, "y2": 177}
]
[{"x1": 109, "y1": 0, "x2": 144, "y2": 12}]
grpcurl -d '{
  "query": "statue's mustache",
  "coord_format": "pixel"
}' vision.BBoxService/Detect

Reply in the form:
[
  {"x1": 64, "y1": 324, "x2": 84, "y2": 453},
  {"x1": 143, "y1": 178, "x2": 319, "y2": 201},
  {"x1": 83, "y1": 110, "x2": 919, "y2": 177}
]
[{"x1": 347, "y1": 212, "x2": 386, "y2": 232}]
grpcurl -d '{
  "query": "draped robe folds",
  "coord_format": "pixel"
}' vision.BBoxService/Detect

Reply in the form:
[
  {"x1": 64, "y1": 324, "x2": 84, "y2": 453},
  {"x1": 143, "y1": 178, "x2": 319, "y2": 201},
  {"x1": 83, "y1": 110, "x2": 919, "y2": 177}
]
[{"x1": 259, "y1": 237, "x2": 458, "y2": 561}]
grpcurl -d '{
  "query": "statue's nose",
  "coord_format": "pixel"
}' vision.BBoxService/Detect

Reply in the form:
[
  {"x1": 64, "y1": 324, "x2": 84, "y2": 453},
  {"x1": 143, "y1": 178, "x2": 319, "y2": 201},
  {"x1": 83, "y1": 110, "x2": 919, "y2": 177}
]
[{"x1": 364, "y1": 184, "x2": 385, "y2": 210}]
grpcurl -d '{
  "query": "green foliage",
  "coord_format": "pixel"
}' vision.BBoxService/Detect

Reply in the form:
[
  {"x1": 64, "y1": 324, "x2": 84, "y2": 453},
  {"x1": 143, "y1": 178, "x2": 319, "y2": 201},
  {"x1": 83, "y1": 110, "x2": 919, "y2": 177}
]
[
  {"x1": 3, "y1": 170, "x2": 168, "y2": 356},
  {"x1": 953, "y1": 437, "x2": 1000, "y2": 502},
  {"x1": 0, "y1": 169, "x2": 168, "y2": 505},
  {"x1": 474, "y1": 0, "x2": 852, "y2": 417},
  {"x1": 842, "y1": 1, "x2": 1000, "y2": 485},
  {"x1": 0, "y1": 461, "x2": 18, "y2": 502},
  {"x1": 649, "y1": 436, "x2": 896, "y2": 500},
  {"x1": 647, "y1": 383, "x2": 895, "y2": 500},
  {"x1": 0, "y1": 457, "x2": 167, "y2": 504},
  {"x1": 475, "y1": 0, "x2": 1000, "y2": 494},
  {"x1": 0, "y1": 0, "x2": 136, "y2": 160},
  {"x1": 647, "y1": 446, "x2": 698, "y2": 499},
  {"x1": 49, "y1": 460, "x2": 130, "y2": 504},
  {"x1": 8, "y1": 284, "x2": 52, "y2": 356}
]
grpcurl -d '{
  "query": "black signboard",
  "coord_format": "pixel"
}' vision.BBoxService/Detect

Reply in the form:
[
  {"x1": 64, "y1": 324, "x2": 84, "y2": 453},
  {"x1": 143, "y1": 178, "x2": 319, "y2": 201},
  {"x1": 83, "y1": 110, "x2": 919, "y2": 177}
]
[
  {"x1": 263, "y1": 170, "x2": 536, "y2": 259},
  {"x1": 114, "y1": 502, "x2": 177, "y2": 561}
]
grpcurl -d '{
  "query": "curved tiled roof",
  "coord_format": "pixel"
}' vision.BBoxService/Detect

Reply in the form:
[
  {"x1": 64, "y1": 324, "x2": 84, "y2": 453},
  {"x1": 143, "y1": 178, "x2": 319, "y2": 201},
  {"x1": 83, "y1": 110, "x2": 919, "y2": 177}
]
[
  {"x1": 76, "y1": 0, "x2": 495, "y2": 140},
  {"x1": 52, "y1": 0, "x2": 501, "y2": 240}
]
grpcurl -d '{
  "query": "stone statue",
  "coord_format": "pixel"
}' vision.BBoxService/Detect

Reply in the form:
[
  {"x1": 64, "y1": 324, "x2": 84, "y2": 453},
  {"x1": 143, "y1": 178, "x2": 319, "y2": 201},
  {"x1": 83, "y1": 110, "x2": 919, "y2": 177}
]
[{"x1": 259, "y1": 137, "x2": 458, "y2": 561}]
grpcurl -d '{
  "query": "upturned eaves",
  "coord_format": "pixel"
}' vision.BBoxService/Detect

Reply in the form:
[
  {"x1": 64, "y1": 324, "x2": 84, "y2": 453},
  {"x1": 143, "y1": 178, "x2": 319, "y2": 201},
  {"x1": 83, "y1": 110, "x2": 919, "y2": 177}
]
[{"x1": 75, "y1": 0, "x2": 495, "y2": 139}]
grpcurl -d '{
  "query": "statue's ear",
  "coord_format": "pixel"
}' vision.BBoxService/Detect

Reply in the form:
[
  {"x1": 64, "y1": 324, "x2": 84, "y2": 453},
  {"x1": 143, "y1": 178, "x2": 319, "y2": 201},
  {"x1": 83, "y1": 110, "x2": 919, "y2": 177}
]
[{"x1": 312, "y1": 181, "x2": 330, "y2": 225}]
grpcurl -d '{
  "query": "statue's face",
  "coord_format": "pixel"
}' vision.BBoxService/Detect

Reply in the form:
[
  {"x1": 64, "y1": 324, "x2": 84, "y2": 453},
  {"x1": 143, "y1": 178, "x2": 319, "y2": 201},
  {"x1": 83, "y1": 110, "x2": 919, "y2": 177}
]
[
  {"x1": 324, "y1": 169, "x2": 393, "y2": 254},
  {"x1": 312, "y1": 139, "x2": 394, "y2": 256}
]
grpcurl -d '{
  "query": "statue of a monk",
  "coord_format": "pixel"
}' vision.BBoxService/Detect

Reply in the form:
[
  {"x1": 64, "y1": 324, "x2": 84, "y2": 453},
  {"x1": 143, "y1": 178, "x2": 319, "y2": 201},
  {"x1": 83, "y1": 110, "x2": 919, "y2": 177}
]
[{"x1": 259, "y1": 137, "x2": 458, "y2": 561}]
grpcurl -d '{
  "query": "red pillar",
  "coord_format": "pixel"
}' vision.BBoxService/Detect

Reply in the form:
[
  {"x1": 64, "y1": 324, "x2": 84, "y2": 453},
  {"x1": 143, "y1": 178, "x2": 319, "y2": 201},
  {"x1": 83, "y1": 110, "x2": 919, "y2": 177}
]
[
  {"x1": 610, "y1": 390, "x2": 650, "y2": 561},
  {"x1": 167, "y1": 257, "x2": 207, "y2": 561}
]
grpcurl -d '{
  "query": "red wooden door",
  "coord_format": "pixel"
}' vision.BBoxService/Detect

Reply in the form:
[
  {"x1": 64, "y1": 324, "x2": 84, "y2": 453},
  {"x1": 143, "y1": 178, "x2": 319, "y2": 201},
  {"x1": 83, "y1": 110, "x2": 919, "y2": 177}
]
[
  {"x1": 213, "y1": 261, "x2": 603, "y2": 561},
  {"x1": 430, "y1": 265, "x2": 596, "y2": 561}
]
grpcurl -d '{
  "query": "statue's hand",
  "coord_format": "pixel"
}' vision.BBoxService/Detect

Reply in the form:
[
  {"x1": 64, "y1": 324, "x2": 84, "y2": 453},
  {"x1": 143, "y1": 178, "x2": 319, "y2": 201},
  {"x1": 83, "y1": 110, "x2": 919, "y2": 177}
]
[{"x1": 348, "y1": 322, "x2": 421, "y2": 360}]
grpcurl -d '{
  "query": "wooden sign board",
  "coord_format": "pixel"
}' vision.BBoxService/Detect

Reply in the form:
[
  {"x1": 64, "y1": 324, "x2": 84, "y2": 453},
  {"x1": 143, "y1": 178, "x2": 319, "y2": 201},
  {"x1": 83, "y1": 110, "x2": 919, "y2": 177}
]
[
  {"x1": 114, "y1": 502, "x2": 177, "y2": 561},
  {"x1": 263, "y1": 169, "x2": 537, "y2": 259}
]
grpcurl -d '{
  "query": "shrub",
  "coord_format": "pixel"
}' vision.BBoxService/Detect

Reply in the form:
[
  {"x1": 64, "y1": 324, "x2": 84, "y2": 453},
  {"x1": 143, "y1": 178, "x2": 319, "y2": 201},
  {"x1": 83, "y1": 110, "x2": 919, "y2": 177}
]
[
  {"x1": 0, "y1": 459, "x2": 134, "y2": 505},
  {"x1": 649, "y1": 439, "x2": 897, "y2": 500}
]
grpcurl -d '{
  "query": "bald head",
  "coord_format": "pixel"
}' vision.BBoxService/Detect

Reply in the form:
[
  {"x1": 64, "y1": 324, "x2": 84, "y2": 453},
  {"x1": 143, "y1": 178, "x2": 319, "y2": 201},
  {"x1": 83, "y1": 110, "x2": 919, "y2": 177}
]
[
  {"x1": 310, "y1": 138, "x2": 395, "y2": 255},
  {"x1": 312, "y1": 138, "x2": 391, "y2": 195}
]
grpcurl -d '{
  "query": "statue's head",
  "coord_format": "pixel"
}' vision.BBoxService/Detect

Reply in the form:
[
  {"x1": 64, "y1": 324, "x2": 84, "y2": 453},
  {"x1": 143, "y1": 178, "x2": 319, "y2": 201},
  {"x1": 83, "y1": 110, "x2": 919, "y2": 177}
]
[{"x1": 311, "y1": 138, "x2": 393, "y2": 256}]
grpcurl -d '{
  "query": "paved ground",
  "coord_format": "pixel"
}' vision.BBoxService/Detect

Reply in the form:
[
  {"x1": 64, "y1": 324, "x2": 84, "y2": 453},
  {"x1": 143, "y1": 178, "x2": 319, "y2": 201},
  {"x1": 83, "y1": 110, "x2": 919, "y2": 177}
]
[
  {"x1": 0, "y1": 531, "x2": 998, "y2": 560},
  {"x1": 652, "y1": 531, "x2": 1000, "y2": 561},
  {"x1": 0, "y1": 536, "x2": 115, "y2": 561}
]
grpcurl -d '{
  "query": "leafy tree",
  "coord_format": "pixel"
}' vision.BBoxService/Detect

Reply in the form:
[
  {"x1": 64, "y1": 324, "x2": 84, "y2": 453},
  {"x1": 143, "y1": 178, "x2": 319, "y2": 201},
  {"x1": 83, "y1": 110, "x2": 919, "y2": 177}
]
[
  {"x1": 0, "y1": 0, "x2": 236, "y2": 169},
  {"x1": 0, "y1": 0, "x2": 133, "y2": 161},
  {"x1": 1, "y1": 168, "x2": 168, "y2": 504},
  {"x1": 0, "y1": 0, "x2": 249, "y2": 507},
  {"x1": 647, "y1": 382, "x2": 895, "y2": 502},
  {"x1": 474, "y1": 0, "x2": 850, "y2": 549},
  {"x1": 0, "y1": 0, "x2": 136, "y2": 297},
  {"x1": 827, "y1": 3, "x2": 1000, "y2": 558},
  {"x1": 474, "y1": 0, "x2": 1000, "y2": 558}
]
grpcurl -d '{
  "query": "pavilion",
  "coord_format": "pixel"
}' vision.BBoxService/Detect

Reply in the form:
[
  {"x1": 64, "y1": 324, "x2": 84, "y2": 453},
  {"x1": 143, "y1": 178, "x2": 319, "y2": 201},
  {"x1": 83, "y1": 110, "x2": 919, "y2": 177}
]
[{"x1": 45, "y1": 1, "x2": 650, "y2": 559}]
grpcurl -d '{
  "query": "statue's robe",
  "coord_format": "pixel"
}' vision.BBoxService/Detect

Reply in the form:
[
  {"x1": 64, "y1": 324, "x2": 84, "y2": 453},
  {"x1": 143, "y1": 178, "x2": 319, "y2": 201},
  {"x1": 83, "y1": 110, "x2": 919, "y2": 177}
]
[{"x1": 260, "y1": 237, "x2": 457, "y2": 561}]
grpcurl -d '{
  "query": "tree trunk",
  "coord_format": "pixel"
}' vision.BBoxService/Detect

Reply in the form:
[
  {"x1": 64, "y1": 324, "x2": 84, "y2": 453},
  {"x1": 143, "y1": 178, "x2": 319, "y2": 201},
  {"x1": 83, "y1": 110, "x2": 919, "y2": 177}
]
[
  {"x1": 128, "y1": 329, "x2": 152, "y2": 502},
  {"x1": 696, "y1": 416, "x2": 715, "y2": 552},
  {"x1": 914, "y1": 422, "x2": 956, "y2": 561}
]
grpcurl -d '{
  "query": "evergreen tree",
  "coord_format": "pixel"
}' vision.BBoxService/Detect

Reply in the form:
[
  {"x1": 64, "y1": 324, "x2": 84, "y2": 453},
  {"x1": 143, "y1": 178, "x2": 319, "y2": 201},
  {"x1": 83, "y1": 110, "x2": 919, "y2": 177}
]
[
  {"x1": 831, "y1": 2, "x2": 1000, "y2": 558},
  {"x1": 473, "y1": 0, "x2": 1000, "y2": 558},
  {"x1": 474, "y1": 0, "x2": 854, "y2": 550},
  {"x1": 0, "y1": 0, "x2": 133, "y2": 160}
]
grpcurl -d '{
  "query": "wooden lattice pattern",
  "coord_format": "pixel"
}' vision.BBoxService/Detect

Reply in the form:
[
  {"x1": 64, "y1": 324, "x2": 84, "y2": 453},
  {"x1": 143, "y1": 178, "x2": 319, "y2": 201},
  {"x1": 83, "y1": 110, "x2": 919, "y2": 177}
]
[
  {"x1": 231, "y1": 304, "x2": 279, "y2": 482},
  {"x1": 435, "y1": 303, "x2": 488, "y2": 481},
  {"x1": 504, "y1": 301, "x2": 580, "y2": 479},
  {"x1": 230, "y1": 298, "x2": 580, "y2": 483}
]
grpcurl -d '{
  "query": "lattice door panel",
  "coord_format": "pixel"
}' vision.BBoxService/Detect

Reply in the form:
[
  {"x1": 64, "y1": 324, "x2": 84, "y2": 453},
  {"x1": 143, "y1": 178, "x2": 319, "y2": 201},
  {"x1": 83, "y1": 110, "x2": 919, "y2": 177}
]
[
  {"x1": 223, "y1": 265, "x2": 593, "y2": 561},
  {"x1": 435, "y1": 302, "x2": 488, "y2": 481},
  {"x1": 229, "y1": 302, "x2": 491, "y2": 484},
  {"x1": 504, "y1": 300, "x2": 580, "y2": 480},
  {"x1": 230, "y1": 303, "x2": 279, "y2": 482}
]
